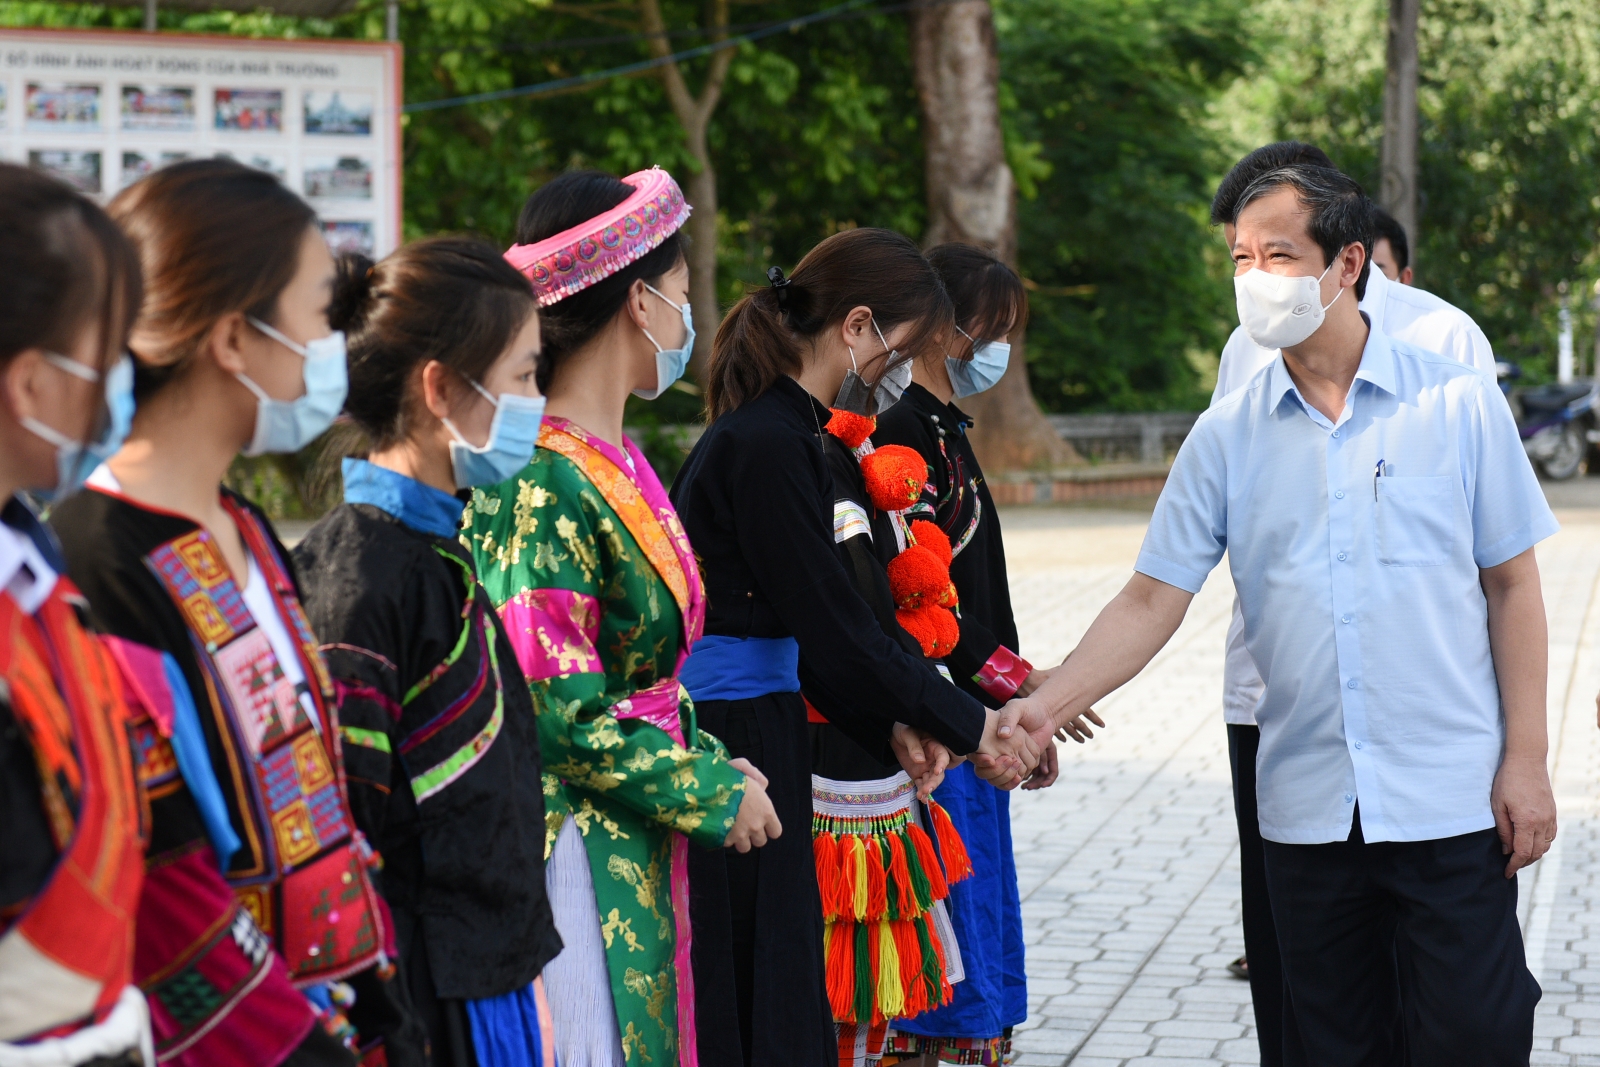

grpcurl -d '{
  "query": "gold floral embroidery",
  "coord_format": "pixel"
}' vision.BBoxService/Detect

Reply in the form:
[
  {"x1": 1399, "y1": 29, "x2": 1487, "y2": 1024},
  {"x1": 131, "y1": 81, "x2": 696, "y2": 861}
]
[
  {"x1": 623, "y1": 746, "x2": 660, "y2": 773},
  {"x1": 535, "y1": 625, "x2": 596, "y2": 675},
  {"x1": 623, "y1": 964, "x2": 674, "y2": 1035},
  {"x1": 588, "y1": 718, "x2": 625, "y2": 750},
  {"x1": 573, "y1": 797, "x2": 629, "y2": 841},
  {"x1": 620, "y1": 1022, "x2": 652, "y2": 1064},
  {"x1": 555, "y1": 512, "x2": 598, "y2": 584},
  {"x1": 601, "y1": 908, "x2": 643, "y2": 953},
  {"x1": 607, "y1": 853, "x2": 670, "y2": 940},
  {"x1": 597, "y1": 516, "x2": 632, "y2": 563}
]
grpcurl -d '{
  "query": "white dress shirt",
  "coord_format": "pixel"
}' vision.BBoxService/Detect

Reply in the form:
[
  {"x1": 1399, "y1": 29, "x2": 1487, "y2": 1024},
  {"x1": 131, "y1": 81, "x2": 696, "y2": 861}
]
[
  {"x1": 0, "y1": 518, "x2": 57, "y2": 615},
  {"x1": 1213, "y1": 268, "x2": 1498, "y2": 724},
  {"x1": 1137, "y1": 323, "x2": 1557, "y2": 844}
]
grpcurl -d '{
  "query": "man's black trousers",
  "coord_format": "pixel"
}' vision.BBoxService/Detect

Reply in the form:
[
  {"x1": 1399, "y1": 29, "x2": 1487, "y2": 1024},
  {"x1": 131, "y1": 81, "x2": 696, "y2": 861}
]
[
  {"x1": 1228, "y1": 723, "x2": 1297, "y2": 1067},
  {"x1": 1262, "y1": 810, "x2": 1540, "y2": 1066}
]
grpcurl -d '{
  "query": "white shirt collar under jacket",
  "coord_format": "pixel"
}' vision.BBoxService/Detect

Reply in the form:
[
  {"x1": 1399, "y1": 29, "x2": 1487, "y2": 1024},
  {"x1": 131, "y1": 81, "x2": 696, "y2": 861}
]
[{"x1": 1138, "y1": 323, "x2": 1558, "y2": 846}]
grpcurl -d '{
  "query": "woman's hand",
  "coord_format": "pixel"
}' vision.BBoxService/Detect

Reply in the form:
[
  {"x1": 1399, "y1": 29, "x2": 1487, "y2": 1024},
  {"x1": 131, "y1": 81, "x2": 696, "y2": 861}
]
[
  {"x1": 1056, "y1": 708, "x2": 1106, "y2": 744},
  {"x1": 972, "y1": 705, "x2": 1042, "y2": 790},
  {"x1": 890, "y1": 723, "x2": 954, "y2": 800},
  {"x1": 724, "y1": 757, "x2": 783, "y2": 852},
  {"x1": 1021, "y1": 738, "x2": 1061, "y2": 789}
]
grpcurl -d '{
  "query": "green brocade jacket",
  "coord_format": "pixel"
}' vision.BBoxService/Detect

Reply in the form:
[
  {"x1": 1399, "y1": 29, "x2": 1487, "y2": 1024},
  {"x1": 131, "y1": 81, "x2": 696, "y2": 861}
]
[{"x1": 464, "y1": 417, "x2": 745, "y2": 1065}]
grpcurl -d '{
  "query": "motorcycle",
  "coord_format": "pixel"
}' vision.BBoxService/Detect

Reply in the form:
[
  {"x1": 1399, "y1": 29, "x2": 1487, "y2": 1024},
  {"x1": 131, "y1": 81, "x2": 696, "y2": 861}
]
[{"x1": 1497, "y1": 361, "x2": 1598, "y2": 480}]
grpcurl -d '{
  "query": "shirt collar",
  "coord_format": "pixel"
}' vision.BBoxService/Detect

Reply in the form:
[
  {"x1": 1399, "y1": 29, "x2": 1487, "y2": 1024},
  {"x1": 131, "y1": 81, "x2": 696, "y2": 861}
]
[
  {"x1": 0, "y1": 497, "x2": 59, "y2": 614},
  {"x1": 342, "y1": 457, "x2": 465, "y2": 539},
  {"x1": 1268, "y1": 312, "x2": 1395, "y2": 420}
]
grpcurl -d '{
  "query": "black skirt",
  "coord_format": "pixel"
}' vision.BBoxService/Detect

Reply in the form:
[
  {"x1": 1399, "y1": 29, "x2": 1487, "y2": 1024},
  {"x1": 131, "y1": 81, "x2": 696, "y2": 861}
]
[{"x1": 689, "y1": 691, "x2": 834, "y2": 1067}]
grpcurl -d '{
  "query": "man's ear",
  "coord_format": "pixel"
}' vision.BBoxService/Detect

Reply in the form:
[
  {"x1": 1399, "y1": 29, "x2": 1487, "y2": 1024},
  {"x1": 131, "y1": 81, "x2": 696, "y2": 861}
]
[{"x1": 1340, "y1": 243, "x2": 1367, "y2": 290}]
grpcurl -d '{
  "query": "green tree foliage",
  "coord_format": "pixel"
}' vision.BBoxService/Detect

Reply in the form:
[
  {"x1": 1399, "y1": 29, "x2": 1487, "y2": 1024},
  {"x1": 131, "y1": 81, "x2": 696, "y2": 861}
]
[
  {"x1": 996, "y1": 0, "x2": 1253, "y2": 412},
  {"x1": 1234, "y1": 0, "x2": 1600, "y2": 376}
]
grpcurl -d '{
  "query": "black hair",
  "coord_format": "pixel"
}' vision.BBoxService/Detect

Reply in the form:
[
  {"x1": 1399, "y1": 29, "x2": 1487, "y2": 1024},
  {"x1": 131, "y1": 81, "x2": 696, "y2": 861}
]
[
  {"x1": 706, "y1": 228, "x2": 953, "y2": 421},
  {"x1": 925, "y1": 243, "x2": 1027, "y2": 358},
  {"x1": 512, "y1": 170, "x2": 685, "y2": 393},
  {"x1": 0, "y1": 163, "x2": 142, "y2": 376},
  {"x1": 1235, "y1": 164, "x2": 1376, "y2": 301},
  {"x1": 1371, "y1": 208, "x2": 1410, "y2": 273},
  {"x1": 329, "y1": 236, "x2": 538, "y2": 450},
  {"x1": 1211, "y1": 141, "x2": 1335, "y2": 226}
]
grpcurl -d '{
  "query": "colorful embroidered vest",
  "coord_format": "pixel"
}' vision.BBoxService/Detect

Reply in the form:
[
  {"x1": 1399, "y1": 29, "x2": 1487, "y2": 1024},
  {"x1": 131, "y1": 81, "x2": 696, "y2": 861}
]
[
  {"x1": 0, "y1": 578, "x2": 145, "y2": 1041},
  {"x1": 140, "y1": 500, "x2": 385, "y2": 985}
]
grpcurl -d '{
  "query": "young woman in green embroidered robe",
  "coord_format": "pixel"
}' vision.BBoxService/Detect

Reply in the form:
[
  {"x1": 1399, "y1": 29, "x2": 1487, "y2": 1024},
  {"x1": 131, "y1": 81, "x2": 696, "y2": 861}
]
[{"x1": 468, "y1": 168, "x2": 782, "y2": 1067}]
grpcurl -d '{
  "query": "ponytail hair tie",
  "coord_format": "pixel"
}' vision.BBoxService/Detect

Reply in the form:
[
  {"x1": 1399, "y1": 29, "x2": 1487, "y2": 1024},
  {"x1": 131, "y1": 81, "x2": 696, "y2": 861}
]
[{"x1": 766, "y1": 265, "x2": 793, "y2": 311}]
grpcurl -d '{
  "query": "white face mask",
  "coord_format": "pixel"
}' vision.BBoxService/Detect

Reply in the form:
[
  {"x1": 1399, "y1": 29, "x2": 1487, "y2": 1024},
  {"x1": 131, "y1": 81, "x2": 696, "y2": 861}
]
[{"x1": 1233, "y1": 248, "x2": 1347, "y2": 350}]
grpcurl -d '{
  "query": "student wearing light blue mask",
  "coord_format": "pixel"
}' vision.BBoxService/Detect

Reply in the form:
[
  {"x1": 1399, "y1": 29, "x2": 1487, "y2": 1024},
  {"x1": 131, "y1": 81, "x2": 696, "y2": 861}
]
[
  {"x1": 52, "y1": 158, "x2": 427, "y2": 1067},
  {"x1": 291, "y1": 235, "x2": 565, "y2": 1067},
  {"x1": 869, "y1": 242, "x2": 1099, "y2": 1067}
]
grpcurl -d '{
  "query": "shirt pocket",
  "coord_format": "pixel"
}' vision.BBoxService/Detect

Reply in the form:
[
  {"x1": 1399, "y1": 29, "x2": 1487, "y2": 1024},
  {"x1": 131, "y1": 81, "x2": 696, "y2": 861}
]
[{"x1": 1376, "y1": 474, "x2": 1456, "y2": 566}]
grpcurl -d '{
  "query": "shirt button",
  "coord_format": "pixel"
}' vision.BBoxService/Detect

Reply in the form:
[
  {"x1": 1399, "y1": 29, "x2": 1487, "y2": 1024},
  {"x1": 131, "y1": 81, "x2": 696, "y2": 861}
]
[
  {"x1": 1337, "y1": 552, "x2": 1348, "y2": 561},
  {"x1": 1341, "y1": 614, "x2": 1352, "y2": 624},
  {"x1": 1344, "y1": 793, "x2": 1354, "y2": 803},
  {"x1": 1335, "y1": 490, "x2": 1345, "y2": 499},
  {"x1": 1354, "y1": 741, "x2": 1364, "y2": 750},
  {"x1": 1332, "y1": 430, "x2": 1341, "y2": 438},
  {"x1": 1347, "y1": 679, "x2": 1358, "y2": 689}
]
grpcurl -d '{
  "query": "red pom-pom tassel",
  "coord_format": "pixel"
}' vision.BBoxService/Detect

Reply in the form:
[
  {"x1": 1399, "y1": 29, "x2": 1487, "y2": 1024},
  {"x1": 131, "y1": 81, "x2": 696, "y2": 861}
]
[
  {"x1": 887, "y1": 544, "x2": 951, "y2": 610},
  {"x1": 861, "y1": 445, "x2": 927, "y2": 511},
  {"x1": 895, "y1": 605, "x2": 960, "y2": 658},
  {"x1": 825, "y1": 409, "x2": 877, "y2": 450},
  {"x1": 909, "y1": 520, "x2": 952, "y2": 567}
]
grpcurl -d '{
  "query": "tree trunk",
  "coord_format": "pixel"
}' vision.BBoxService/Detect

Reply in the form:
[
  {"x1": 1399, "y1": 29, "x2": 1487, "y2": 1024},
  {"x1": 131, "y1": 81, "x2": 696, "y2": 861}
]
[
  {"x1": 638, "y1": 0, "x2": 733, "y2": 384},
  {"x1": 910, "y1": 0, "x2": 1076, "y2": 471},
  {"x1": 1380, "y1": 0, "x2": 1419, "y2": 277}
]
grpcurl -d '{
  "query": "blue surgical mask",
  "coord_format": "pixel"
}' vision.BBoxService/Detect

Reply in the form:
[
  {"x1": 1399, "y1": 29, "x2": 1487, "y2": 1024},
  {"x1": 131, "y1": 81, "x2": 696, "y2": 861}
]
[
  {"x1": 635, "y1": 283, "x2": 695, "y2": 400},
  {"x1": 240, "y1": 317, "x2": 349, "y2": 456},
  {"x1": 21, "y1": 352, "x2": 136, "y2": 501},
  {"x1": 946, "y1": 326, "x2": 1011, "y2": 398},
  {"x1": 443, "y1": 379, "x2": 546, "y2": 489}
]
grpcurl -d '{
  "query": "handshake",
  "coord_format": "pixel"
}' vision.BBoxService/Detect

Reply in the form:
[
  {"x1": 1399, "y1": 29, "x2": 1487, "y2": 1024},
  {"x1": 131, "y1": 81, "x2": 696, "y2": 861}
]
[{"x1": 889, "y1": 666, "x2": 1105, "y2": 798}]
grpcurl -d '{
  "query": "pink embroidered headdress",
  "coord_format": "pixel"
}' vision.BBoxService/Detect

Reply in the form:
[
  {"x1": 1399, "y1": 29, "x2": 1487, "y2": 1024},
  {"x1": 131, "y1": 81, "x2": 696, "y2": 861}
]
[{"x1": 504, "y1": 167, "x2": 691, "y2": 307}]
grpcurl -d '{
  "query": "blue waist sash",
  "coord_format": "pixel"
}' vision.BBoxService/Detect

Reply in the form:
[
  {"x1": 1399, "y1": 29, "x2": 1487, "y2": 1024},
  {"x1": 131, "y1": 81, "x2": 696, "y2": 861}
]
[{"x1": 680, "y1": 635, "x2": 800, "y2": 702}]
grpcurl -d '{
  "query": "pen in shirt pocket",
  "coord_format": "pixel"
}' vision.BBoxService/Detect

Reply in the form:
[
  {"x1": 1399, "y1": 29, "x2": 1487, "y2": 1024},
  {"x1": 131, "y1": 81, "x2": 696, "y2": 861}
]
[{"x1": 1374, "y1": 459, "x2": 1387, "y2": 499}]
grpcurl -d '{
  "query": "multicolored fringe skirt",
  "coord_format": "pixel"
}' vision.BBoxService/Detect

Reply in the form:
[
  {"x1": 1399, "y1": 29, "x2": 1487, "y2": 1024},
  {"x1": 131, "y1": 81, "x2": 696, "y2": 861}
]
[{"x1": 811, "y1": 771, "x2": 974, "y2": 1047}]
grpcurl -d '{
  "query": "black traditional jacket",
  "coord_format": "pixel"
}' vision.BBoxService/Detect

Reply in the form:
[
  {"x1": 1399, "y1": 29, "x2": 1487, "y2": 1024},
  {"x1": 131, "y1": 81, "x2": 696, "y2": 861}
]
[
  {"x1": 872, "y1": 384, "x2": 1030, "y2": 708},
  {"x1": 671, "y1": 375, "x2": 985, "y2": 757},
  {"x1": 292, "y1": 465, "x2": 561, "y2": 1002}
]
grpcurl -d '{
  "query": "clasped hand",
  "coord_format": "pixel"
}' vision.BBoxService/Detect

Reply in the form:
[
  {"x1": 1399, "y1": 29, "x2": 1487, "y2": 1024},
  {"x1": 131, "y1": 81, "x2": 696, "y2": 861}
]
[{"x1": 723, "y1": 757, "x2": 784, "y2": 853}]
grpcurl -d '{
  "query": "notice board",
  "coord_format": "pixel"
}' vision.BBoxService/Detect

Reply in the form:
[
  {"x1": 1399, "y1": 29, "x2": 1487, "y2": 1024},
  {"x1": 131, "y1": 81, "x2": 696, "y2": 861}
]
[{"x1": 0, "y1": 28, "x2": 402, "y2": 258}]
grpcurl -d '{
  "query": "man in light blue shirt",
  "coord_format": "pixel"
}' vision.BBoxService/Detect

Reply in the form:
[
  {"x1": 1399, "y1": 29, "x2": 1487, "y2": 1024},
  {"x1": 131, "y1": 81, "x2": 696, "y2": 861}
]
[{"x1": 999, "y1": 164, "x2": 1556, "y2": 1064}]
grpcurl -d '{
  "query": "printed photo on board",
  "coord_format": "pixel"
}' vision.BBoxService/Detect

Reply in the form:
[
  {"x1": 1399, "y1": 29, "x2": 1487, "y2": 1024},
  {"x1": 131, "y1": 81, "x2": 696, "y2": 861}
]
[
  {"x1": 26, "y1": 83, "x2": 100, "y2": 130},
  {"x1": 122, "y1": 86, "x2": 196, "y2": 132},
  {"x1": 214, "y1": 88, "x2": 283, "y2": 132},
  {"x1": 29, "y1": 149, "x2": 101, "y2": 193},
  {"x1": 303, "y1": 156, "x2": 372, "y2": 199},
  {"x1": 214, "y1": 150, "x2": 287, "y2": 181},
  {"x1": 321, "y1": 219, "x2": 374, "y2": 256},
  {"x1": 303, "y1": 91, "x2": 372, "y2": 136},
  {"x1": 121, "y1": 150, "x2": 192, "y2": 188}
]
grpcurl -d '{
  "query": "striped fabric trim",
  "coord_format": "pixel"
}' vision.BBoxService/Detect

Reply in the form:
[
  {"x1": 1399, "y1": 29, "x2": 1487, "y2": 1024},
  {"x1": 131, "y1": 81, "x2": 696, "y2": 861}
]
[
  {"x1": 833, "y1": 500, "x2": 872, "y2": 543},
  {"x1": 338, "y1": 726, "x2": 391, "y2": 753},
  {"x1": 408, "y1": 634, "x2": 505, "y2": 803},
  {"x1": 403, "y1": 548, "x2": 477, "y2": 707}
]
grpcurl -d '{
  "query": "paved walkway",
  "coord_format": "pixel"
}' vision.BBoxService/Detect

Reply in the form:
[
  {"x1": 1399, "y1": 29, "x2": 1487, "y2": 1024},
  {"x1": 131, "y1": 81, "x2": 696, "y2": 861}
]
[{"x1": 998, "y1": 503, "x2": 1600, "y2": 1066}]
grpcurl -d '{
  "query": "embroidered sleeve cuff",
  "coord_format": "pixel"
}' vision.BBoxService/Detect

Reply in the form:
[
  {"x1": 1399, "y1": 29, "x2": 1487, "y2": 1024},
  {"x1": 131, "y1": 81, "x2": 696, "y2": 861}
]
[{"x1": 974, "y1": 645, "x2": 1033, "y2": 701}]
